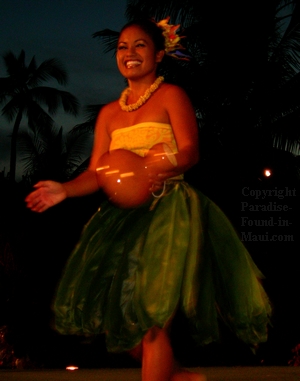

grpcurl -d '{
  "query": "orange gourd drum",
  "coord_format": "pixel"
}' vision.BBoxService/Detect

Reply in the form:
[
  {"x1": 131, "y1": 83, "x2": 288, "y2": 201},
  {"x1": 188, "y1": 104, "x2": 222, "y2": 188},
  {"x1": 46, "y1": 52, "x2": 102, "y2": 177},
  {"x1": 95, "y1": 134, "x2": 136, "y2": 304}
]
[{"x1": 96, "y1": 143, "x2": 176, "y2": 209}]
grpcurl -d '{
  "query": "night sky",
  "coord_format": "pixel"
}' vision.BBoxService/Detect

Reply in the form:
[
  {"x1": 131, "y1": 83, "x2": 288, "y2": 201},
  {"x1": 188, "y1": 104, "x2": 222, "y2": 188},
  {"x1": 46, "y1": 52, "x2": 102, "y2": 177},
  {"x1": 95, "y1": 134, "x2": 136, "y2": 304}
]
[{"x1": 0, "y1": 0, "x2": 128, "y2": 177}]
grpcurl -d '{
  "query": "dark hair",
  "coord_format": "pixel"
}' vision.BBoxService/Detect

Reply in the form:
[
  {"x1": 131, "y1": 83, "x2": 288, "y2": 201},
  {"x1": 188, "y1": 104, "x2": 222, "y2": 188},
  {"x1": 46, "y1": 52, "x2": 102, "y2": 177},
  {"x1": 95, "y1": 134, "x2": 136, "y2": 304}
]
[{"x1": 119, "y1": 19, "x2": 165, "y2": 52}]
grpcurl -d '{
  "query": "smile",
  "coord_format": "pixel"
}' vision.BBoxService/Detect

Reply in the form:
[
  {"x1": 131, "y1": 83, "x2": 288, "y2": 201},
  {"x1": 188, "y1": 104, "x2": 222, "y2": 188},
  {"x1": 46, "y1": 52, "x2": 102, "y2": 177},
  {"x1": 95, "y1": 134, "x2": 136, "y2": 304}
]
[{"x1": 126, "y1": 60, "x2": 141, "y2": 68}]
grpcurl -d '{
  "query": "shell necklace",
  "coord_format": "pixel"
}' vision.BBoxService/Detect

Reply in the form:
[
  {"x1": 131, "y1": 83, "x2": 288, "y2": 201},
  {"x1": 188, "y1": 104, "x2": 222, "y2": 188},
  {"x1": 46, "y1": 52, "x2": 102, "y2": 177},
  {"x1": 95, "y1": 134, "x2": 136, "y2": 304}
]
[{"x1": 119, "y1": 76, "x2": 164, "y2": 112}]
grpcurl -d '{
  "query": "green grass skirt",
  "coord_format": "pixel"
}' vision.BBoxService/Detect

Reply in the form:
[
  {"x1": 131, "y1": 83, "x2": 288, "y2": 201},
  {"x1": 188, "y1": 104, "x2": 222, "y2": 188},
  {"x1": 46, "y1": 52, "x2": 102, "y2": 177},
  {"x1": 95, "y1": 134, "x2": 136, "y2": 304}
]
[{"x1": 53, "y1": 181, "x2": 271, "y2": 352}]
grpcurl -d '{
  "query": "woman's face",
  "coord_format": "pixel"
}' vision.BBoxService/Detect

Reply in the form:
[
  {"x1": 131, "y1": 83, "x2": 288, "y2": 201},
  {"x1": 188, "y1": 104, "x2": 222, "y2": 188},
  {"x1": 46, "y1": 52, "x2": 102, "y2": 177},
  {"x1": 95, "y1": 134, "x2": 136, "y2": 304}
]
[{"x1": 116, "y1": 25, "x2": 164, "y2": 80}]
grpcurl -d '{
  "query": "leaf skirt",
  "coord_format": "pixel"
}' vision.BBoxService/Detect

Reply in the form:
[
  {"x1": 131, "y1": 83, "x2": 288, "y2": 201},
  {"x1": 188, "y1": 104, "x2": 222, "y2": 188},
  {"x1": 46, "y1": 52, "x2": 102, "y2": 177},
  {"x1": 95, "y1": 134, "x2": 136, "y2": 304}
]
[{"x1": 53, "y1": 181, "x2": 271, "y2": 352}]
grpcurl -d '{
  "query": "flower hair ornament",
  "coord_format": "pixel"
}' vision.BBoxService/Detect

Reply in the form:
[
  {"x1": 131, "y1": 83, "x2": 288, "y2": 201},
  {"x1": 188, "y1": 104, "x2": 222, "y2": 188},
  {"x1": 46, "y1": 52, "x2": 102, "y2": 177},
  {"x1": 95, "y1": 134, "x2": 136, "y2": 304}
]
[{"x1": 156, "y1": 16, "x2": 190, "y2": 61}]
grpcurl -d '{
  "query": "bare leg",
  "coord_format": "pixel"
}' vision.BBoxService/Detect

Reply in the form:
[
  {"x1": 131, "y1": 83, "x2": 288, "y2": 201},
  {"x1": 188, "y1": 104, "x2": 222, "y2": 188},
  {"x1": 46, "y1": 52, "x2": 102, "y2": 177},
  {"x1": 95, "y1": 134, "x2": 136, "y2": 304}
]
[
  {"x1": 139, "y1": 326, "x2": 207, "y2": 381},
  {"x1": 128, "y1": 342, "x2": 142, "y2": 362},
  {"x1": 141, "y1": 326, "x2": 174, "y2": 381}
]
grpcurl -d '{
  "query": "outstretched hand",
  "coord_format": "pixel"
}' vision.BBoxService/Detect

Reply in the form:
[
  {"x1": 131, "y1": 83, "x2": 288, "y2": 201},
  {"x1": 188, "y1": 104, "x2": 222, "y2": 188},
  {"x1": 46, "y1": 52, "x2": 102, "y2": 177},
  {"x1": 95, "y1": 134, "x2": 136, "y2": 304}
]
[{"x1": 25, "y1": 180, "x2": 67, "y2": 213}]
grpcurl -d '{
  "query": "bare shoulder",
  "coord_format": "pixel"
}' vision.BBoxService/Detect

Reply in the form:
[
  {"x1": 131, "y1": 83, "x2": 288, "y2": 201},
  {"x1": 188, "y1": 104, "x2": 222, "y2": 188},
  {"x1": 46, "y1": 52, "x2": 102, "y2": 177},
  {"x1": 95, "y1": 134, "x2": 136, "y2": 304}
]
[
  {"x1": 161, "y1": 82, "x2": 188, "y2": 96},
  {"x1": 158, "y1": 83, "x2": 195, "y2": 119},
  {"x1": 97, "y1": 100, "x2": 120, "y2": 121},
  {"x1": 94, "y1": 100, "x2": 120, "y2": 132},
  {"x1": 160, "y1": 83, "x2": 192, "y2": 106}
]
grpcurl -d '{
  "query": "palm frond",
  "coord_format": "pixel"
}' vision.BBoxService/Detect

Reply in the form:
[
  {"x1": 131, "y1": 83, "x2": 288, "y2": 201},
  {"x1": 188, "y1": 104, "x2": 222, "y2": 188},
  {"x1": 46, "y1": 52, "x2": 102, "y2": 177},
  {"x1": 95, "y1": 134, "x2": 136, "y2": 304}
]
[
  {"x1": 68, "y1": 157, "x2": 91, "y2": 178},
  {"x1": 26, "y1": 102, "x2": 55, "y2": 132},
  {"x1": 2, "y1": 50, "x2": 22, "y2": 77},
  {"x1": 30, "y1": 87, "x2": 79, "y2": 116},
  {"x1": 59, "y1": 90, "x2": 80, "y2": 116},
  {"x1": 274, "y1": 13, "x2": 300, "y2": 76},
  {"x1": 29, "y1": 58, "x2": 68, "y2": 87},
  {"x1": 125, "y1": 0, "x2": 193, "y2": 25},
  {"x1": 18, "y1": 130, "x2": 41, "y2": 173},
  {"x1": 71, "y1": 104, "x2": 104, "y2": 133},
  {"x1": 0, "y1": 77, "x2": 15, "y2": 102},
  {"x1": 64, "y1": 129, "x2": 93, "y2": 175},
  {"x1": 92, "y1": 29, "x2": 120, "y2": 54},
  {"x1": 27, "y1": 55, "x2": 37, "y2": 74},
  {"x1": 1, "y1": 96, "x2": 21, "y2": 122},
  {"x1": 271, "y1": 107, "x2": 300, "y2": 153}
]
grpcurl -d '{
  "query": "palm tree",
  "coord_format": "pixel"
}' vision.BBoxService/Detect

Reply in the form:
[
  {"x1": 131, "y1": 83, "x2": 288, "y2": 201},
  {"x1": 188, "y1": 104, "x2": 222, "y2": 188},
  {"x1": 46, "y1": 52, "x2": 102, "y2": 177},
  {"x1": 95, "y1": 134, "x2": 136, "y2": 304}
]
[
  {"x1": 18, "y1": 125, "x2": 93, "y2": 185},
  {"x1": 71, "y1": 104, "x2": 104, "y2": 134},
  {"x1": 0, "y1": 50, "x2": 80, "y2": 183}
]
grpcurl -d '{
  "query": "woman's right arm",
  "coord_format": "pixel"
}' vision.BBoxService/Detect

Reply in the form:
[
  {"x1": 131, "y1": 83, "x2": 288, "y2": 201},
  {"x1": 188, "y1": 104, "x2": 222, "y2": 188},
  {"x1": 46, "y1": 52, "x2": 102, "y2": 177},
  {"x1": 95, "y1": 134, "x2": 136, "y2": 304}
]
[{"x1": 25, "y1": 106, "x2": 112, "y2": 213}]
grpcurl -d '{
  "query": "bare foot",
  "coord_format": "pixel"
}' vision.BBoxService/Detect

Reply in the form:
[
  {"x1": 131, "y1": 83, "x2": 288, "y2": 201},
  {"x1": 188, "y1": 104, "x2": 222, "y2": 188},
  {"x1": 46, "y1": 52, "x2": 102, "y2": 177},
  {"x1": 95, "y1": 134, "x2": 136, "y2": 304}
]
[{"x1": 171, "y1": 369, "x2": 207, "y2": 381}]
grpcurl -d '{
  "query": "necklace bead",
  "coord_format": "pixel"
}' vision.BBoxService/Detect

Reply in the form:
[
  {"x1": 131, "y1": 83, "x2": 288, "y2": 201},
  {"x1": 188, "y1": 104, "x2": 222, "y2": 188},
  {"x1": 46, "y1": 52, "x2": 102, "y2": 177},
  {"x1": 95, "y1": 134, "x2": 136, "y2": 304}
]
[{"x1": 119, "y1": 76, "x2": 164, "y2": 112}]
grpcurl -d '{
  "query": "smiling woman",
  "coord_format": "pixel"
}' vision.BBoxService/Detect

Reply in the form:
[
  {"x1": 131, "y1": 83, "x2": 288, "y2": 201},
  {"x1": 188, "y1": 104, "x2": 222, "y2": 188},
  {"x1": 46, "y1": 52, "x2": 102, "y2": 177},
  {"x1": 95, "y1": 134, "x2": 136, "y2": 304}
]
[
  {"x1": 116, "y1": 23, "x2": 165, "y2": 89},
  {"x1": 25, "y1": 17, "x2": 271, "y2": 381}
]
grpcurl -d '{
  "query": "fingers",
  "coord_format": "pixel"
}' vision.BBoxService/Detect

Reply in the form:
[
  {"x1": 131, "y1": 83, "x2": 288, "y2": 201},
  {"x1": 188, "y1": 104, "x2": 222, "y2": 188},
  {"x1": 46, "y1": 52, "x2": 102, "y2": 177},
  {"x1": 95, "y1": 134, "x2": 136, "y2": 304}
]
[
  {"x1": 150, "y1": 184, "x2": 162, "y2": 193},
  {"x1": 27, "y1": 200, "x2": 50, "y2": 213},
  {"x1": 148, "y1": 171, "x2": 168, "y2": 192},
  {"x1": 26, "y1": 195, "x2": 53, "y2": 212},
  {"x1": 25, "y1": 182, "x2": 46, "y2": 204},
  {"x1": 25, "y1": 181, "x2": 66, "y2": 212},
  {"x1": 149, "y1": 178, "x2": 164, "y2": 193},
  {"x1": 33, "y1": 181, "x2": 47, "y2": 188},
  {"x1": 25, "y1": 191, "x2": 39, "y2": 208},
  {"x1": 25, "y1": 183, "x2": 53, "y2": 212},
  {"x1": 25, "y1": 191, "x2": 49, "y2": 212}
]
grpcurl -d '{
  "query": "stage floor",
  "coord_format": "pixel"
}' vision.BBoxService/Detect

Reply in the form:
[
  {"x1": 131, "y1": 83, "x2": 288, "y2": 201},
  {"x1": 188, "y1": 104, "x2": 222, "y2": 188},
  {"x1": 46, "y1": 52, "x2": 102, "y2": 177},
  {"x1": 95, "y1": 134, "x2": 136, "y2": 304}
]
[{"x1": 1, "y1": 366, "x2": 300, "y2": 381}]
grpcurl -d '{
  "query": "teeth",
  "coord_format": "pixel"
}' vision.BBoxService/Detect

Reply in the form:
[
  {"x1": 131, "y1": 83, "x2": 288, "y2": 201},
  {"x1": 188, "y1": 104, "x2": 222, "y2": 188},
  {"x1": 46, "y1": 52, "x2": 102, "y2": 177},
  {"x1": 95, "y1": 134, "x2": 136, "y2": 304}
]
[{"x1": 126, "y1": 61, "x2": 141, "y2": 68}]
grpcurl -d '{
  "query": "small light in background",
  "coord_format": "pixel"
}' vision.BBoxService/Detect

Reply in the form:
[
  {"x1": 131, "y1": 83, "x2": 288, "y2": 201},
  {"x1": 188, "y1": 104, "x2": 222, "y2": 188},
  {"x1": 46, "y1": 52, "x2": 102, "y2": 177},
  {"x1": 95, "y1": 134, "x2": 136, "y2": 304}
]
[
  {"x1": 263, "y1": 168, "x2": 272, "y2": 177},
  {"x1": 66, "y1": 365, "x2": 79, "y2": 371}
]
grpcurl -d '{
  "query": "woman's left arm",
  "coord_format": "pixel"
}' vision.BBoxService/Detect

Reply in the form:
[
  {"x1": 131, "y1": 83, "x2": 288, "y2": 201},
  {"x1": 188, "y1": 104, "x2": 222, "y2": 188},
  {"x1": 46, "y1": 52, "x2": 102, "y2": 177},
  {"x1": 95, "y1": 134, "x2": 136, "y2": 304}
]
[
  {"x1": 148, "y1": 85, "x2": 199, "y2": 186},
  {"x1": 166, "y1": 85, "x2": 199, "y2": 173}
]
